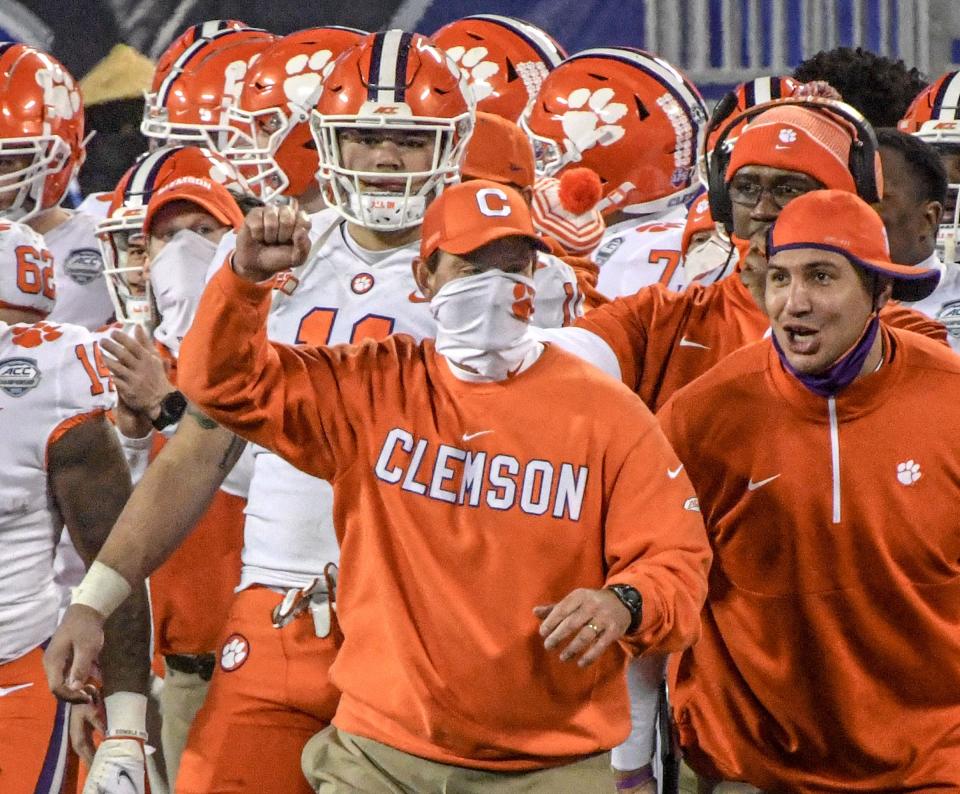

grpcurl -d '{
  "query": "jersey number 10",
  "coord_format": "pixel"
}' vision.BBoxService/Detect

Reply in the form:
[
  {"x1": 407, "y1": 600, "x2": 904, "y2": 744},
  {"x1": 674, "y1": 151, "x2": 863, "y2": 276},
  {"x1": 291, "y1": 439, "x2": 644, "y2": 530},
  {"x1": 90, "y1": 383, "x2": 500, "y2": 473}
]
[{"x1": 295, "y1": 308, "x2": 396, "y2": 346}]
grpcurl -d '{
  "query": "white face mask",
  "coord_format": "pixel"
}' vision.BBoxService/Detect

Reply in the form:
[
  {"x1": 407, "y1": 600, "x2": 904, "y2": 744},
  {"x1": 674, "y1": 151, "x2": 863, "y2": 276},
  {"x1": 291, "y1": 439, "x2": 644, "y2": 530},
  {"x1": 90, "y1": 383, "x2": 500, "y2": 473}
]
[
  {"x1": 430, "y1": 269, "x2": 541, "y2": 381},
  {"x1": 682, "y1": 230, "x2": 734, "y2": 281},
  {"x1": 148, "y1": 229, "x2": 217, "y2": 356}
]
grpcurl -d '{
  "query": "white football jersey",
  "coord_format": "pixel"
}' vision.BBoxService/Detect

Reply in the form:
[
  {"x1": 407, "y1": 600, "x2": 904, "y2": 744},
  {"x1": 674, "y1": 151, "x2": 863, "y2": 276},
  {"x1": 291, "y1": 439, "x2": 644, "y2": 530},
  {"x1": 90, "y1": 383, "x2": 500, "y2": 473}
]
[
  {"x1": 904, "y1": 253, "x2": 960, "y2": 353},
  {"x1": 0, "y1": 320, "x2": 115, "y2": 662},
  {"x1": 240, "y1": 211, "x2": 435, "y2": 590},
  {"x1": 75, "y1": 192, "x2": 113, "y2": 222},
  {"x1": 45, "y1": 211, "x2": 115, "y2": 330},
  {"x1": 594, "y1": 206, "x2": 688, "y2": 298}
]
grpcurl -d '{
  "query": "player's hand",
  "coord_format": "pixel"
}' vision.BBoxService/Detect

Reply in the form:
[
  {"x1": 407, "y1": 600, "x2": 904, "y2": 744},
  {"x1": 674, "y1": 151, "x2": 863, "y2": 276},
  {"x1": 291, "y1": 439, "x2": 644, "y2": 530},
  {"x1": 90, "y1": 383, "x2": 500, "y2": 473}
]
[
  {"x1": 534, "y1": 587, "x2": 631, "y2": 668},
  {"x1": 101, "y1": 325, "x2": 173, "y2": 420},
  {"x1": 82, "y1": 737, "x2": 147, "y2": 794},
  {"x1": 69, "y1": 700, "x2": 106, "y2": 767},
  {"x1": 233, "y1": 205, "x2": 312, "y2": 282},
  {"x1": 43, "y1": 604, "x2": 105, "y2": 703}
]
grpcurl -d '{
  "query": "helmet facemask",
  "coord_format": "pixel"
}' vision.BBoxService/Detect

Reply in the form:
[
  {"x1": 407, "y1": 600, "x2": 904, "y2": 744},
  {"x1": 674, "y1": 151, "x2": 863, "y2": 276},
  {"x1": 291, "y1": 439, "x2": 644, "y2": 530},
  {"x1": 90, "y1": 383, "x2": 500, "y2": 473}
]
[
  {"x1": 311, "y1": 106, "x2": 473, "y2": 230},
  {"x1": 0, "y1": 136, "x2": 72, "y2": 222},
  {"x1": 98, "y1": 216, "x2": 154, "y2": 328}
]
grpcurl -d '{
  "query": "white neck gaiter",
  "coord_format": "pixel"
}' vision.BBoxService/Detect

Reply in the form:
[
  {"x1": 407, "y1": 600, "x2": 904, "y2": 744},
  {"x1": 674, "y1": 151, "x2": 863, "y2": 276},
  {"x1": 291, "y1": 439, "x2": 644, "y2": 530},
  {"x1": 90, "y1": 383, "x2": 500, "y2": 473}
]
[
  {"x1": 149, "y1": 229, "x2": 217, "y2": 357},
  {"x1": 431, "y1": 269, "x2": 542, "y2": 382}
]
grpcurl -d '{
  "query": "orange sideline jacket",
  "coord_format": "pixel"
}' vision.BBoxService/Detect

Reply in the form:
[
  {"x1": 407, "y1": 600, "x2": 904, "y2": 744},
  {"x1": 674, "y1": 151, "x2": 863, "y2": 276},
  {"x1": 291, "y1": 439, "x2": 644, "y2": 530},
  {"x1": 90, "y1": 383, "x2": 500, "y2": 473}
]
[
  {"x1": 178, "y1": 263, "x2": 712, "y2": 771},
  {"x1": 576, "y1": 270, "x2": 947, "y2": 411},
  {"x1": 657, "y1": 326, "x2": 960, "y2": 791}
]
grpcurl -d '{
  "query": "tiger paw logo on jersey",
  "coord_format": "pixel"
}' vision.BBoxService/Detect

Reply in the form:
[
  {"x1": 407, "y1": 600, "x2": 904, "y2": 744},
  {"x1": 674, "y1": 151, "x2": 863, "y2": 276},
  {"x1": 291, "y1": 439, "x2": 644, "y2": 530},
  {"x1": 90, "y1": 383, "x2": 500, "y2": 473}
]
[
  {"x1": 11, "y1": 322, "x2": 63, "y2": 348},
  {"x1": 34, "y1": 65, "x2": 81, "y2": 120},
  {"x1": 283, "y1": 51, "x2": 333, "y2": 107},
  {"x1": 443, "y1": 46, "x2": 501, "y2": 103},
  {"x1": 0, "y1": 357, "x2": 41, "y2": 396},
  {"x1": 220, "y1": 634, "x2": 250, "y2": 672},
  {"x1": 351, "y1": 273, "x2": 374, "y2": 295},
  {"x1": 558, "y1": 88, "x2": 628, "y2": 153},
  {"x1": 510, "y1": 282, "x2": 535, "y2": 321}
]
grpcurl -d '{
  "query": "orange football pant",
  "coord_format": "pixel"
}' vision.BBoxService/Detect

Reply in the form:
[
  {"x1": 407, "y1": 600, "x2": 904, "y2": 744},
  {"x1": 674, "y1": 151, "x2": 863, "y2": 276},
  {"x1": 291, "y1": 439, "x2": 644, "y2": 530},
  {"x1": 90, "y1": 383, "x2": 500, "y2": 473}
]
[
  {"x1": 0, "y1": 644, "x2": 70, "y2": 794},
  {"x1": 175, "y1": 585, "x2": 341, "y2": 794}
]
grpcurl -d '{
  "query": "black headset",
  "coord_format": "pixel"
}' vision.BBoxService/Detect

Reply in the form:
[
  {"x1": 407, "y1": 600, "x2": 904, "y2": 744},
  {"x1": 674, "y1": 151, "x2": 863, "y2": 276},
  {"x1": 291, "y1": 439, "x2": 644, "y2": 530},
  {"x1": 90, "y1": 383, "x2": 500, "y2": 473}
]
[{"x1": 706, "y1": 97, "x2": 881, "y2": 230}]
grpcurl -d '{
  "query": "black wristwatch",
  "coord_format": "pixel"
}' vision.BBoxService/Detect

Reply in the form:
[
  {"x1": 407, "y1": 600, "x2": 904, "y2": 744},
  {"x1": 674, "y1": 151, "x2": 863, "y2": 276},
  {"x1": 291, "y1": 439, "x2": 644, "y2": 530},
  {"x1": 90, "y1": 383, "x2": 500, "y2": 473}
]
[
  {"x1": 607, "y1": 584, "x2": 643, "y2": 634},
  {"x1": 151, "y1": 390, "x2": 187, "y2": 431}
]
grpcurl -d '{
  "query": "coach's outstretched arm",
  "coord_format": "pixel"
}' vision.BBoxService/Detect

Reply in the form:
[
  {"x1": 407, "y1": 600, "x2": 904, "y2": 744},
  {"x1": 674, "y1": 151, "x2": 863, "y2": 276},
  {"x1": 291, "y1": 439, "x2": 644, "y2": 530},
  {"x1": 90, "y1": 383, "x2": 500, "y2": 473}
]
[{"x1": 179, "y1": 205, "x2": 353, "y2": 481}]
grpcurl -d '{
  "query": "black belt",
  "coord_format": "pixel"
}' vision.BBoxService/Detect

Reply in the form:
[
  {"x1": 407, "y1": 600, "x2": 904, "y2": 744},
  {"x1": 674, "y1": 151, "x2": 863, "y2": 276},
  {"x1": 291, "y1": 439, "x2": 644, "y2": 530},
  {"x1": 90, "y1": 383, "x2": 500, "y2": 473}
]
[{"x1": 165, "y1": 653, "x2": 216, "y2": 681}]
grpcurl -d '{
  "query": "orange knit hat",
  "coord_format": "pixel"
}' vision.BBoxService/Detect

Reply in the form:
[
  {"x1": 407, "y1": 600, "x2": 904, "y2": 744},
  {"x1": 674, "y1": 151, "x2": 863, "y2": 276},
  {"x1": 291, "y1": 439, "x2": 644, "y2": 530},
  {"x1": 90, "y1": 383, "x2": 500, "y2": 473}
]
[{"x1": 726, "y1": 105, "x2": 864, "y2": 194}]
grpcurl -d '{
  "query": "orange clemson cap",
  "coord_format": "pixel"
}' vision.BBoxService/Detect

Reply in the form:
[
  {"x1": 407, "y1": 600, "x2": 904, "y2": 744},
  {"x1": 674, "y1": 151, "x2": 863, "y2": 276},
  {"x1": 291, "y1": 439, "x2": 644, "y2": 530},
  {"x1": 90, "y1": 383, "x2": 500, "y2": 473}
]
[
  {"x1": 420, "y1": 180, "x2": 549, "y2": 261},
  {"x1": 727, "y1": 104, "x2": 867, "y2": 195},
  {"x1": 144, "y1": 175, "x2": 244, "y2": 237},
  {"x1": 769, "y1": 189, "x2": 940, "y2": 301},
  {"x1": 461, "y1": 111, "x2": 535, "y2": 190}
]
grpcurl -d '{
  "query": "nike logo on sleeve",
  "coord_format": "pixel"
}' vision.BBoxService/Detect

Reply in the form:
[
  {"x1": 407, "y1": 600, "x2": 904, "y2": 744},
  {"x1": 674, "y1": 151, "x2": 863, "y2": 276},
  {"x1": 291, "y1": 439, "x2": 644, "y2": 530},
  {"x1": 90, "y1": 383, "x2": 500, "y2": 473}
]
[
  {"x1": 0, "y1": 683, "x2": 33, "y2": 697},
  {"x1": 667, "y1": 464, "x2": 684, "y2": 479},
  {"x1": 747, "y1": 474, "x2": 781, "y2": 491},
  {"x1": 462, "y1": 430, "x2": 493, "y2": 442},
  {"x1": 679, "y1": 336, "x2": 710, "y2": 350}
]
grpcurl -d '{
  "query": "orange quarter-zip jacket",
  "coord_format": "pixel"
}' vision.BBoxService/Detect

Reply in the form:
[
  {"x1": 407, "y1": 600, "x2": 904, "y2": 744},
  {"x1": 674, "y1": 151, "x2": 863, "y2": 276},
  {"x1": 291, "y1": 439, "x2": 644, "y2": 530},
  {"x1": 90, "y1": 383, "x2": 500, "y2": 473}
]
[{"x1": 658, "y1": 326, "x2": 960, "y2": 792}]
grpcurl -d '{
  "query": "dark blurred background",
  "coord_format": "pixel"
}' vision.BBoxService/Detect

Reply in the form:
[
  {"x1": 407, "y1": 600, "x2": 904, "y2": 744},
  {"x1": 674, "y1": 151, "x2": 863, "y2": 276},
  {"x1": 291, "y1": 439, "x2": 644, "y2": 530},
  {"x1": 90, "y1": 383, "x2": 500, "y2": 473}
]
[{"x1": 7, "y1": 0, "x2": 959, "y2": 196}]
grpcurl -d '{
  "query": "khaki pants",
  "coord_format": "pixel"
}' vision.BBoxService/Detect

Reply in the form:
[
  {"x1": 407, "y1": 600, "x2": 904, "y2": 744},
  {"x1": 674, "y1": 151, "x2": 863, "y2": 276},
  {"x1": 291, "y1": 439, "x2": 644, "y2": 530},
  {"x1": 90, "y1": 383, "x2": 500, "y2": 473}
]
[
  {"x1": 301, "y1": 726, "x2": 615, "y2": 794},
  {"x1": 160, "y1": 663, "x2": 212, "y2": 787},
  {"x1": 679, "y1": 761, "x2": 764, "y2": 794}
]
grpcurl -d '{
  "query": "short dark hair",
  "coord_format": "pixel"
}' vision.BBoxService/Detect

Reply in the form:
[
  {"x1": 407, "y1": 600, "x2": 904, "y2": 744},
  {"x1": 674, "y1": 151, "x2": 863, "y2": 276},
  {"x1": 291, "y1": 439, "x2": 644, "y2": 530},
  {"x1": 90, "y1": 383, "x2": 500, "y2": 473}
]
[
  {"x1": 877, "y1": 127, "x2": 948, "y2": 206},
  {"x1": 793, "y1": 47, "x2": 927, "y2": 127},
  {"x1": 227, "y1": 189, "x2": 266, "y2": 217}
]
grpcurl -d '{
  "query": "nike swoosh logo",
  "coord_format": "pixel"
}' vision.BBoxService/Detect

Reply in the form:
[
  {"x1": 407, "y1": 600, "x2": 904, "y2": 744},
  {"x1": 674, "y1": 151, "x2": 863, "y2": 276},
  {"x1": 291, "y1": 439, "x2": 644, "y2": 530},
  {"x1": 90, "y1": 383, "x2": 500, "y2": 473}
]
[
  {"x1": 667, "y1": 464, "x2": 684, "y2": 479},
  {"x1": 408, "y1": 291, "x2": 431, "y2": 304},
  {"x1": 774, "y1": 144, "x2": 791, "y2": 149},
  {"x1": 118, "y1": 769, "x2": 137, "y2": 793},
  {"x1": 679, "y1": 336, "x2": 710, "y2": 350},
  {"x1": 462, "y1": 430, "x2": 493, "y2": 442},
  {"x1": 747, "y1": 474, "x2": 781, "y2": 491},
  {"x1": 0, "y1": 682, "x2": 33, "y2": 697}
]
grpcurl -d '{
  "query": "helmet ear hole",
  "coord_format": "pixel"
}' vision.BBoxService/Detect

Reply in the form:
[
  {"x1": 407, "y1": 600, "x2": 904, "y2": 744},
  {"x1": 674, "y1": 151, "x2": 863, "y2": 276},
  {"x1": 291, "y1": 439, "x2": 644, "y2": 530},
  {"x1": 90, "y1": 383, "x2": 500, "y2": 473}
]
[{"x1": 635, "y1": 96, "x2": 650, "y2": 121}]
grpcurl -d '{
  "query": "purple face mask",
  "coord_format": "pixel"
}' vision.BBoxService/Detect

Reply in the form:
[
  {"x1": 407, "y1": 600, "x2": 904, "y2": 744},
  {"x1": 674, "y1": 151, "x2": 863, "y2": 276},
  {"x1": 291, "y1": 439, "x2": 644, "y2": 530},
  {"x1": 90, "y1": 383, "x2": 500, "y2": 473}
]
[{"x1": 771, "y1": 315, "x2": 880, "y2": 398}]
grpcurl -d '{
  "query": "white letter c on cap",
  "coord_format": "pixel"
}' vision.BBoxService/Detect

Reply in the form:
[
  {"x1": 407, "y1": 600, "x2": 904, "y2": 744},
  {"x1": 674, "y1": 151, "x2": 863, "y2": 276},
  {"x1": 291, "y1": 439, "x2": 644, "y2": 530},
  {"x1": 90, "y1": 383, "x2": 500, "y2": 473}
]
[{"x1": 475, "y1": 188, "x2": 511, "y2": 217}]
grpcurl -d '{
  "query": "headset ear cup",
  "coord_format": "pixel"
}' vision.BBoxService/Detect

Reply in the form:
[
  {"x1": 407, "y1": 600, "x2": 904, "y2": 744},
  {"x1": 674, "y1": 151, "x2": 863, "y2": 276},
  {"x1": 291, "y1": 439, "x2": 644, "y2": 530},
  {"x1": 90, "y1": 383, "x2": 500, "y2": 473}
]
[
  {"x1": 707, "y1": 143, "x2": 734, "y2": 231},
  {"x1": 848, "y1": 136, "x2": 881, "y2": 204}
]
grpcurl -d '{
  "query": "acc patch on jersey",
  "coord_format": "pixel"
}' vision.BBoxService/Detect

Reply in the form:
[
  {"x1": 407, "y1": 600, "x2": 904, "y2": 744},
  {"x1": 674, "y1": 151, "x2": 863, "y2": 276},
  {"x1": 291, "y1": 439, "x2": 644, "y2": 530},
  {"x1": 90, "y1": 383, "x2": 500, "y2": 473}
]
[
  {"x1": 63, "y1": 247, "x2": 103, "y2": 285},
  {"x1": 937, "y1": 300, "x2": 960, "y2": 337},
  {"x1": 220, "y1": 633, "x2": 250, "y2": 672},
  {"x1": 0, "y1": 357, "x2": 41, "y2": 397},
  {"x1": 594, "y1": 236, "x2": 624, "y2": 266}
]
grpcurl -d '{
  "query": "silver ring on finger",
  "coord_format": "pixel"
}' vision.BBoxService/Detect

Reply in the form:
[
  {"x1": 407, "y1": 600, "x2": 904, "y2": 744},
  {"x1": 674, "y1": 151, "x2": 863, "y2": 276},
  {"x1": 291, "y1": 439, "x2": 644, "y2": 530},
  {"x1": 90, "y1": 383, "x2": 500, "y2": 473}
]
[{"x1": 586, "y1": 621, "x2": 602, "y2": 635}]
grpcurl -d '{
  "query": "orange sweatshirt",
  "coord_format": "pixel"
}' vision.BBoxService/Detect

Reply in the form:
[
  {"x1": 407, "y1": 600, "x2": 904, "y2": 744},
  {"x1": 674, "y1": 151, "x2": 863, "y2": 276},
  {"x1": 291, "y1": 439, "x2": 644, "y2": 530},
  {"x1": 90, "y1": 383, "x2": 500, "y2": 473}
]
[
  {"x1": 178, "y1": 263, "x2": 711, "y2": 771},
  {"x1": 658, "y1": 326, "x2": 960, "y2": 792},
  {"x1": 577, "y1": 270, "x2": 947, "y2": 411}
]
